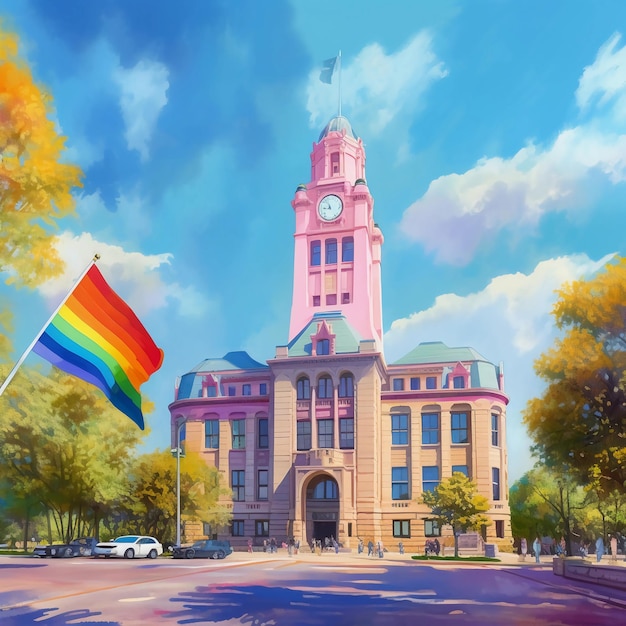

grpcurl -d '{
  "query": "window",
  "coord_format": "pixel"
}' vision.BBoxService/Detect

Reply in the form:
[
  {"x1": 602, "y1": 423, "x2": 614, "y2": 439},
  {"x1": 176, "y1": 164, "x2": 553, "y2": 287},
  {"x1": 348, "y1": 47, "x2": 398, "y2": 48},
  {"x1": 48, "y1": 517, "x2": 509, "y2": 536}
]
[
  {"x1": 318, "y1": 419, "x2": 334, "y2": 448},
  {"x1": 339, "y1": 418, "x2": 354, "y2": 449},
  {"x1": 260, "y1": 383, "x2": 268, "y2": 395},
  {"x1": 338, "y1": 374, "x2": 354, "y2": 397},
  {"x1": 426, "y1": 376, "x2": 437, "y2": 389},
  {"x1": 491, "y1": 413, "x2": 499, "y2": 447},
  {"x1": 453, "y1": 376, "x2": 465, "y2": 389},
  {"x1": 451, "y1": 411, "x2": 469, "y2": 444},
  {"x1": 496, "y1": 520, "x2": 504, "y2": 538},
  {"x1": 231, "y1": 470, "x2": 245, "y2": 501},
  {"x1": 228, "y1": 386, "x2": 236, "y2": 396},
  {"x1": 326, "y1": 294, "x2": 337, "y2": 305},
  {"x1": 391, "y1": 413, "x2": 409, "y2": 445},
  {"x1": 297, "y1": 377, "x2": 310, "y2": 400},
  {"x1": 393, "y1": 520, "x2": 411, "y2": 538},
  {"x1": 424, "y1": 519, "x2": 441, "y2": 537},
  {"x1": 318, "y1": 376, "x2": 333, "y2": 398},
  {"x1": 310, "y1": 240, "x2": 321, "y2": 266},
  {"x1": 309, "y1": 478, "x2": 338, "y2": 499},
  {"x1": 297, "y1": 421, "x2": 311, "y2": 450},
  {"x1": 392, "y1": 467, "x2": 409, "y2": 500},
  {"x1": 331, "y1": 151, "x2": 340, "y2": 174},
  {"x1": 421, "y1": 413, "x2": 439, "y2": 445},
  {"x1": 242, "y1": 384, "x2": 251, "y2": 396},
  {"x1": 410, "y1": 377, "x2": 420, "y2": 390},
  {"x1": 452, "y1": 465, "x2": 468, "y2": 477},
  {"x1": 207, "y1": 386, "x2": 217, "y2": 397},
  {"x1": 313, "y1": 295, "x2": 320, "y2": 306},
  {"x1": 232, "y1": 419, "x2": 246, "y2": 449},
  {"x1": 205, "y1": 419, "x2": 219, "y2": 449},
  {"x1": 258, "y1": 418, "x2": 269, "y2": 449},
  {"x1": 317, "y1": 339, "x2": 330, "y2": 355},
  {"x1": 492, "y1": 467, "x2": 501, "y2": 501},
  {"x1": 422, "y1": 466, "x2": 439, "y2": 492},
  {"x1": 325, "y1": 239, "x2": 337, "y2": 264},
  {"x1": 257, "y1": 469, "x2": 269, "y2": 500},
  {"x1": 392, "y1": 378, "x2": 404, "y2": 391},
  {"x1": 342, "y1": 292, "x2": 350, "y2": 303},
  {"x1": 231, "y1": 520, "x2": 245, "y2": 537},
  {"x1": 255, "y1": 520, "x2": 269, "y2": 537},
  {"x1": 342, "y1": 237, "x2": 354, "y2": 262}
]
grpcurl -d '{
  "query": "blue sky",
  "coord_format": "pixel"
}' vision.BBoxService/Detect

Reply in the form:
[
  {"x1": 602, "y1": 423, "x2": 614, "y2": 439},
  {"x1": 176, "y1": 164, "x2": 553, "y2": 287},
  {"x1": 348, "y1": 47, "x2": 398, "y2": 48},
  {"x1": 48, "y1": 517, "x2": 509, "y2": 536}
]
[{"x1": 2, "y1": 0, "x2": 626, "y2": 483}]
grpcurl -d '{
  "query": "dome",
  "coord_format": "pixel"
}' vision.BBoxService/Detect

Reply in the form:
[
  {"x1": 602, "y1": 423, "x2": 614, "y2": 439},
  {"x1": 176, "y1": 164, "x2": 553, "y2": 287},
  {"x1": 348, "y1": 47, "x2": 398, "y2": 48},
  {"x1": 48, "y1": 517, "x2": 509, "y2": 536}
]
[{"x1": 318, "y1": 115, "x2": 358, "y2": 141}]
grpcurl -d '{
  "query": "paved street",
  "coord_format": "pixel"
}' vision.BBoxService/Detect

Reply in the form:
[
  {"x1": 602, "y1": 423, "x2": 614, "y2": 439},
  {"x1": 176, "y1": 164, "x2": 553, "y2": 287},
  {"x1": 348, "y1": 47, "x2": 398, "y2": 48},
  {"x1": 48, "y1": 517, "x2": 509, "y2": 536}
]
[{"x1": 1, "y1": 551, "x2": 626, "y2": 625}]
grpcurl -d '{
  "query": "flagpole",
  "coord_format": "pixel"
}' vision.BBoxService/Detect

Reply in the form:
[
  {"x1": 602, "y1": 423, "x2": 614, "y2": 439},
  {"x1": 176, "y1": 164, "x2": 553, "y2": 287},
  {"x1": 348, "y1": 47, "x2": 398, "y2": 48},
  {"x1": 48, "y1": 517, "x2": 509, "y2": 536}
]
[
  {"x1": 0, "y1": 254, "x2": 101, "y2": 397},
  {"x1": 338, "y1": 49, "x2": 342, "y2": 118}
]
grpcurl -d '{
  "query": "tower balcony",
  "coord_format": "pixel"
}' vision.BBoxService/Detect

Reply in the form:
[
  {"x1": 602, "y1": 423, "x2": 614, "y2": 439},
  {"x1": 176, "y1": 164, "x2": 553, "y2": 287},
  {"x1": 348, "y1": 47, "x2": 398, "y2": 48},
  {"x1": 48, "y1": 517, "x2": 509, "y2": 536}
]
[{"x1": 292, "y1": 448, "x2": 354, "y2": 468}]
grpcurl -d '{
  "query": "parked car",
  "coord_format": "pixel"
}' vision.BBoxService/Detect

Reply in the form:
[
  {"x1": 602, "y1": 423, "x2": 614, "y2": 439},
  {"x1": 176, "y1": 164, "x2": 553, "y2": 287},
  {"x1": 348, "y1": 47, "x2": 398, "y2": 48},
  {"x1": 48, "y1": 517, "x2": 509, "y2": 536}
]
[
  {"x1": 33, "y1": 537, "x2": 97, "y2": 558},
  {"x1": 94, "y1": 535, "x2": 163, "y2": 559},
  {"x1": 171, "y1": 540, "x2": 233, "y2": 560}
]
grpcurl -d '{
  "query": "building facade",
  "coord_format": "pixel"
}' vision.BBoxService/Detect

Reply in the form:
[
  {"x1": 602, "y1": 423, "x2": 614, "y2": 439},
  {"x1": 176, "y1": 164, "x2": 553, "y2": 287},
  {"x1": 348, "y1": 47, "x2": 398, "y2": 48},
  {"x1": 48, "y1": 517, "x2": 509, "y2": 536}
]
[{"x1": 169, "y1": 116, "x2": 511, "y2": 551}]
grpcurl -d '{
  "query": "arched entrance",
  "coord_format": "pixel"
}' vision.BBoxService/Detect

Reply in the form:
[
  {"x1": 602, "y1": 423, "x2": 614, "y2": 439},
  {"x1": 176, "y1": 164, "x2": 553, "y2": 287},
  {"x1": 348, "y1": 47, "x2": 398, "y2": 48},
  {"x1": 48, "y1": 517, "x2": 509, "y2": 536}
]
[{"x1": 304, "y1": 473, "x2": 339, "y2": 546}]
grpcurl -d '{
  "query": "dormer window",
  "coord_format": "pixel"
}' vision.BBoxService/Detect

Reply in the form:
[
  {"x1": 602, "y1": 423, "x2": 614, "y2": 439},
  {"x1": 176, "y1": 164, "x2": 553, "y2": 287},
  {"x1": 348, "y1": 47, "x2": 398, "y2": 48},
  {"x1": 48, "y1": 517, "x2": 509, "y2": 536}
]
[
  {"x1": 311, "y1": 320, "x2": 336, "y2": 356},
  {"x1": 331, "y1": 151, "x2": 340, "y2": 175},
  {"x1": 317, "y1": 339, "x2": 330, "y2": 355}
]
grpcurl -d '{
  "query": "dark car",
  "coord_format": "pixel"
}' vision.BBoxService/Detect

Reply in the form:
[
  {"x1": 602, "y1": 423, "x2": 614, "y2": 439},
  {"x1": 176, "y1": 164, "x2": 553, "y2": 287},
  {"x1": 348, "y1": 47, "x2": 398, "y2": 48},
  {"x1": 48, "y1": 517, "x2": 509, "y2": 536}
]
[
  {"x1": 172, "y1": 539, "x2": 233, "y2": 560},
  {"x1": 33, "y1": 537, "x2": 97, "y2": 558}
]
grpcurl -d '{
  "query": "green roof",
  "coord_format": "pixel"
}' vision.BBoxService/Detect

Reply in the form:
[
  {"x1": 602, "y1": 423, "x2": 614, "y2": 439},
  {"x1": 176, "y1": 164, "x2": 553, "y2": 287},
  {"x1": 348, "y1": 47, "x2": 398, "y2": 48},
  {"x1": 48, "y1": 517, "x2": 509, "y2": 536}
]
[
  {"x1": 286, "y1": 312, "x2": 363, "y2": 357},
  {"x1": 392, "y1": 341, "x2": 487, "y2": 365}
]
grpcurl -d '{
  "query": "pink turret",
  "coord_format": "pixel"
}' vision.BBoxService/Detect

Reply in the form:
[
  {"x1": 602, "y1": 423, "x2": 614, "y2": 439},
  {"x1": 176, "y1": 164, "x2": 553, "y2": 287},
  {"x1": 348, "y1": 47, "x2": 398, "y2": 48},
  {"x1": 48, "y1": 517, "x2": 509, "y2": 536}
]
[{"x1": 289, "y1": 116, "x2": 383, "y2": 347}]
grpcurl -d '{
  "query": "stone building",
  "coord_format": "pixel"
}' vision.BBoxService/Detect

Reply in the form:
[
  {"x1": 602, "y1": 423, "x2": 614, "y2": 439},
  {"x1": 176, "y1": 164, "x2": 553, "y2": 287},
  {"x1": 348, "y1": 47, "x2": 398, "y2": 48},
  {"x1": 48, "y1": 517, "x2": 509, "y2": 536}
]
[{"x1": 169, "y1": 115, "x2": 511, "y2": 551}]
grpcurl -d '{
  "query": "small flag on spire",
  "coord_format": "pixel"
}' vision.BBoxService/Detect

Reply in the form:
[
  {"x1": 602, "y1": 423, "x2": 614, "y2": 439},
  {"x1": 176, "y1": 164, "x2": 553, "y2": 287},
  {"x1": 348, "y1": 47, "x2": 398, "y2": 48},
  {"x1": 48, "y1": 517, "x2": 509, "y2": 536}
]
[{"x1": 319, "y1": 56, "x2": 338, "y2": 84}]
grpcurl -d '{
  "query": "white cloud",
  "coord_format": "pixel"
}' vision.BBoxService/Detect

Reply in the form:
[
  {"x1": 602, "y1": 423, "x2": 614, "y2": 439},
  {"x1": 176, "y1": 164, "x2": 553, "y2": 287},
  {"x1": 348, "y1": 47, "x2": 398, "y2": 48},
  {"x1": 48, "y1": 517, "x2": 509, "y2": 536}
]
[
  {"x1": 114, "y1": 59, "x2": 169, "y2": 161},
  {"x1": 306, "y1": 31, "x2": 447, "y2": 137},
  {"x1": 384, "y1": 252, "x2": 614, "y2": 481},
  {"x1": 38, "y1": 231, "x2": 211, "y2": 319},
  {"x1": 399, "y1": 33, "x2": 626, "y2": 265}
]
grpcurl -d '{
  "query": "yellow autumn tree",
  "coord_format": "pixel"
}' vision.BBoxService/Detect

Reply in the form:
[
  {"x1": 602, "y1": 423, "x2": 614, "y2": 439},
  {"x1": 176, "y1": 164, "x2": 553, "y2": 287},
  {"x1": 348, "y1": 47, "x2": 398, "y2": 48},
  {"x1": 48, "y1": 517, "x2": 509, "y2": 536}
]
[
  {"x1": 0, "y1": 25, "x2": 82, "y2": 287},
  {"x1": 524, "y1": 257, "x2": 626, "y2": 494}
]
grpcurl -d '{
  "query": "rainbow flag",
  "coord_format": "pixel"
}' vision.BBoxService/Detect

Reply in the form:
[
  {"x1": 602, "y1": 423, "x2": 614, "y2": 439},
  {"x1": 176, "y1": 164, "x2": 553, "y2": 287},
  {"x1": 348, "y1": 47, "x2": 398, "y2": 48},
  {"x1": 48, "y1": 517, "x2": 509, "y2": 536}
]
[{"x1": 32, "y1": 265, "x2": 164, "y2": 429}]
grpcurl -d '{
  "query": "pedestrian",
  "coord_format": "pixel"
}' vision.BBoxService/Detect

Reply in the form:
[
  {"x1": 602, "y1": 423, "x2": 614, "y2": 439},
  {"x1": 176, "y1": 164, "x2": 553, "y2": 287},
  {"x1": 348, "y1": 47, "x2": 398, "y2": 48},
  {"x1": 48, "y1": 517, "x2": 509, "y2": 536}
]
[
  {"x1": 434, "y1": 538, "x2": 440, "y2": 556},
  {"x1": 368, "y1": 540, "x2": 374, "y2": 557},
  {"x1": 263, "y1": 539, "x2": 267, "y2": 553},
  {"x1": 295, "y1": 539, "x2": 300, "y2": 554},
  {"x1": 333, "y1": 538, "x2": 339, "y2": 554},
  {"x1": 270, "y1": 537, "x2": 277, "y2": 554},
  {"x1": 288, "y1": 536, "x2": 294, "y2": 556},
  {"x1": 611, "y1": 535, "x2": 618, "y2": 562},
  {"x1": 596, "y1": 535, "x2": 604, "y2": 563},
  {"x1": 520, "y1": 537, "x2": 528, "y2": 561},
  {"x1": 398, "y1": 541, "x2": 404, "y2": 555},
  {"x1": 357, "y1": 538, "x2": 363, "y2": 554},
  {"x1": 247, "y1": 538, "x2": 253, "y2": 553},
  {"x1": 560, "y1": 537, "x2": 566, "y2": 556},
  {"x1": 533, "y1": 536, "x2": 542, "y2": 563},
  {"x1": 378, "y1": 539, "x2": 384, "y2": 558}
]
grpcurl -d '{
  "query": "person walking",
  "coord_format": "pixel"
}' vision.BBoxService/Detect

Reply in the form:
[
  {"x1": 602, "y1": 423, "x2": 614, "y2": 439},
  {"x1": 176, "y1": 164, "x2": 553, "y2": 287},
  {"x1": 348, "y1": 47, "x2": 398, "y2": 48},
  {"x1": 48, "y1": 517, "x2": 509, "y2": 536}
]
[
  {"x1": 247, "y1": 538, "x2": 253, "y2": 553},
  {"x1": 596, "y1": 535, "x2": 604, "y2": 563},
  {"x1": 520, "y1": 537, "x2": 528, "y2": 561},
  {"x1": 533, "y1": 536, "x2": 542, "y2": 563},
  {"x1": 357, "y1": 538, "x2": 364, "y2": 555},
  {"x1": 611, "y1": 535, "x2": 618, "y2": 562},
  {"x1": 398, "y1": 541, "x2": 404, "y2": 555},
  {"x1": 378, "y1": 539, "x2": 384, "y2": 559},
  {"x1": 367, "y1": 540, "x2": 374, "y2": 557}
]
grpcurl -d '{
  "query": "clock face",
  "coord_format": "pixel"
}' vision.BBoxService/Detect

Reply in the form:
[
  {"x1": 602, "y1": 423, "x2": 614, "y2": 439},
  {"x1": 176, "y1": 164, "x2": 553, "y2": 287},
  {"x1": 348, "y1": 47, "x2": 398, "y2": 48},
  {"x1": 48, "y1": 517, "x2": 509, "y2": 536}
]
[{"x1": 318, "y1": 194, "x2": 343, "y2": 221}]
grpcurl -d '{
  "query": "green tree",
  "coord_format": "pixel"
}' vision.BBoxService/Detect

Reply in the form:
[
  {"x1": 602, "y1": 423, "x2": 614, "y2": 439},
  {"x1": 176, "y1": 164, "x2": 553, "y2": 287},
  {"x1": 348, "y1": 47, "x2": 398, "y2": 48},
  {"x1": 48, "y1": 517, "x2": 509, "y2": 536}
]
[
  {"x1": 421, "y1": 472, "x2": 490, "y2": 557},
  {"x1": 0, "y1": 368, "x2": 144, "y2": 542},
  {"x1": 524, "y1": 258, "x2": 626, "y2": 493},
  {"x1": 121, "y1": 449, "x2": 230, "y2": 543}
]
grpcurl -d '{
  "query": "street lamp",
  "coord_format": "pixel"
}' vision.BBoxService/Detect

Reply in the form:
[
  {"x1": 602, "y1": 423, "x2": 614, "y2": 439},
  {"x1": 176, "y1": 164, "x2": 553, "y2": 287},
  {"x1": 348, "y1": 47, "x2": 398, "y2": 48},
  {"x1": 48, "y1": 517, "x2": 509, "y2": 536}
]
[{"x1": 171, "y1": 418, "x2": 187, "y2": 548}]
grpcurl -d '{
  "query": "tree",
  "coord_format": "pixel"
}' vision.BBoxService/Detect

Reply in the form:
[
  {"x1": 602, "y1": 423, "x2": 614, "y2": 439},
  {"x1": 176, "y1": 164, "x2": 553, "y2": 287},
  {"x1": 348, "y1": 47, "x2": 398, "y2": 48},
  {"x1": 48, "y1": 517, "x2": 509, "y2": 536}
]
[
  {"x1": 421, "y1": 472, "x2": 490, "y2": 557},
  {"x1": 0, "y1": 26, "x2": 82, "y2": 288},
  {"x1": 116, "y1": 449, "x2": 231, "y2": 543},
  {"x1": 0, "y1": 367, "x2": 144, "y2": 543},
  {"x1": 524, "y1": 257, "x2": 626, "y2": 493}
]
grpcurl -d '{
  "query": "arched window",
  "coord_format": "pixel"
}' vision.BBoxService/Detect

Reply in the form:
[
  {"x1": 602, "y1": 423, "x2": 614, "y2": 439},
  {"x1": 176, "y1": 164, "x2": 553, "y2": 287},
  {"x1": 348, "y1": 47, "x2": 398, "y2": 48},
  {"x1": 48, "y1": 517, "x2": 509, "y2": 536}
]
[
  {"x1": 342, "y1": 237, "x2": 354, "y2": 262},
  {"x1": 317, "y1": 339, "x2": 329, "y2": 355},
  {"x1": 297, "y1": 377, "x2": 310, "y2": 400},
  {"x1": 307, "y1": 477, "x2": 338, "y2": 500},
  {"x1": 318, "y1": 376, "x2": 333, "y2": 399},
  {"x1": 338, "y1": 373, "x2": 354, "y2": 397},
  {"x1": 325, "y1": 239, "x2": 337, "y2": 264}
]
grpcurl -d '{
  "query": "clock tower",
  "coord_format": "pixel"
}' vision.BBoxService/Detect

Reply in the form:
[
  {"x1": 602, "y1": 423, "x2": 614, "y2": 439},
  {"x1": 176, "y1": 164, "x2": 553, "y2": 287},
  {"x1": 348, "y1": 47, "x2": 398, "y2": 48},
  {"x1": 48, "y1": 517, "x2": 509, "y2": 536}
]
[{"x1": 289, "y1": 116, "x2": 384, "y2": 347}]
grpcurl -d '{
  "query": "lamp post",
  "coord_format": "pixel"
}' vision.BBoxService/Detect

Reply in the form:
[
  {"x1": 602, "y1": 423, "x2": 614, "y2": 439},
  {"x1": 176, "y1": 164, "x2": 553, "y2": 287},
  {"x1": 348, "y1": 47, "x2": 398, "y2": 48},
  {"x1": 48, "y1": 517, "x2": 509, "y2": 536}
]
[{"x1": 173, "y1": 418, "x2": 187, "y2": 547}]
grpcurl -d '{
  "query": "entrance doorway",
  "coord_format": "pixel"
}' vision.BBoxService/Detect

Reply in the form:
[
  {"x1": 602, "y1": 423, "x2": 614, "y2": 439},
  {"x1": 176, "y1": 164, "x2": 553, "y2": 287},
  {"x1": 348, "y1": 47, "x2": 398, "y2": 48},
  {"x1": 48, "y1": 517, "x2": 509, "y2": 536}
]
[{"x1": 313, "y1": 521, "x2": 337, "y2": 544}]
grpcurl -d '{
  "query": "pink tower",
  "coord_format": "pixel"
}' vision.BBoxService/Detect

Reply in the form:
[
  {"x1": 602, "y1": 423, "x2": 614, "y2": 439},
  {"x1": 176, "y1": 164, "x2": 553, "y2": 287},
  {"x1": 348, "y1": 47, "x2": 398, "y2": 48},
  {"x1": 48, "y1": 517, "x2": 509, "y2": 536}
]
[{"x1": 289, "y1": 116, "x2": 384, "y2": 347}]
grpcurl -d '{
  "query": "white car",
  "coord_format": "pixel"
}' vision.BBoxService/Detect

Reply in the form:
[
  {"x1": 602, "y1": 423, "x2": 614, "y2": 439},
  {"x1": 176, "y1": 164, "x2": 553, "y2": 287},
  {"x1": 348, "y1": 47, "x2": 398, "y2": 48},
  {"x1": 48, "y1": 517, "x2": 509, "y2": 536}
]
[{"x1": 94, "y1": 535, "x2": 163, "y2": 559}]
